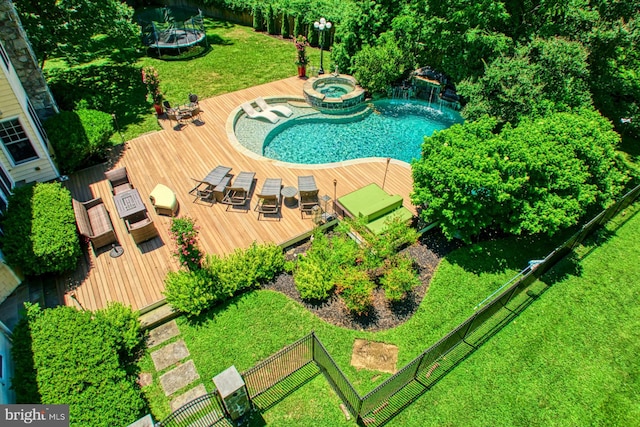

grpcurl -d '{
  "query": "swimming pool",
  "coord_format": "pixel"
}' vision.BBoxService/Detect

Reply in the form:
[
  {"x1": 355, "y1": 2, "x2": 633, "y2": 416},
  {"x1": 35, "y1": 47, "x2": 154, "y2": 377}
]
[{"x1": 263, "y1": 99, "x2": 463, "y2": 164}]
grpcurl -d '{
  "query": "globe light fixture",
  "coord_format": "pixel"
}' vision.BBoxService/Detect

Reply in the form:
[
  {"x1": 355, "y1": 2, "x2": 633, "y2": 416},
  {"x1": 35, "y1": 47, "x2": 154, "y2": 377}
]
[{"x1": 313, "y1": 17, "x2": 332, "y2": 74}]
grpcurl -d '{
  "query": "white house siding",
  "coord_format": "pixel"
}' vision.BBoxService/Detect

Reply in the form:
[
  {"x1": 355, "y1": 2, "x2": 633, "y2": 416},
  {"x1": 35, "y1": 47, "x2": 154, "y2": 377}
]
[
  {"x1": 0, "y1": 71, "x2": 58, "y2": 183},
  {"x1": 0, "y1": 256, "x2": 21, "y2": 304}
]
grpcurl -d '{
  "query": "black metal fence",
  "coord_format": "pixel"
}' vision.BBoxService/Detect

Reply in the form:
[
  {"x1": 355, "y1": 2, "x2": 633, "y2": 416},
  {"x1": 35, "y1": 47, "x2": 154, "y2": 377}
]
[
  {"x1": 156, "y1": 392, "x2": 227, "y2": 427},
  {"x1": 159, "y1": 184, "x2": 640, "y2": 426}
]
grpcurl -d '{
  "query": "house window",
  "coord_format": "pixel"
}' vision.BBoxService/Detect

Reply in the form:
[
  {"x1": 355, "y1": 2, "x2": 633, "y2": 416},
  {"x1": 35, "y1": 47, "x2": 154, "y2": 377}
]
[
  {"x1": 28, "y1": 100, "x2": 48, "y2": 142},
  {"x1": 0, "y1": 42, "x2": 9, "y2": 70},
  {"x1": 0, "y1": 119, "x2": 38, "y2": 165},
  {"x1": 0, "y1": 165, "x2": 9, "y2": 214}
]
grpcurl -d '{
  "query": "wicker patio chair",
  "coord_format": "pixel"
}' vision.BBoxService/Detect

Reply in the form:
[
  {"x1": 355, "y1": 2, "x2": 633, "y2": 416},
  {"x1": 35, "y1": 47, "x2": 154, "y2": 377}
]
[{"x1": 104, "y1": 167, "x2": 132, "y2": 195}]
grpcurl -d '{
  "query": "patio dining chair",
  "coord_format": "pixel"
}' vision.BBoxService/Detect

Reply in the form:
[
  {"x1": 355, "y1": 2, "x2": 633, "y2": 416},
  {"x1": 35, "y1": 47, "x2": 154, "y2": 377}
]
[
  {"x1": 163, "y1": 101, "x2": 180, "y2": 124},
  {"x1": 255, "y1": 178, "x2": 282, "y2": 220},
  {"x1": 298, "y1": 175, "x2": 320, "y2": 218},
  {"x1": 188, "y1": 93, "x2": 199, "y2": 107},
  {"x1": 222, "y1": 171, "x2": 256, "y2": 211}
]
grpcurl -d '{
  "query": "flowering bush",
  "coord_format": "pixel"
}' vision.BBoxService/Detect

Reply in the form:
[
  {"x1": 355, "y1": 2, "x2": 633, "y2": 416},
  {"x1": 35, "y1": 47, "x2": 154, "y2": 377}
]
[
  {"x1": 169, "y1": 217, "x2": 203, "y2": 271},
  {"x1": 141, "y1": 66, "x2": 162, "y2": 104},
  {"x1": 294, "y1": 35, "x2": 309, "y2": 66}
]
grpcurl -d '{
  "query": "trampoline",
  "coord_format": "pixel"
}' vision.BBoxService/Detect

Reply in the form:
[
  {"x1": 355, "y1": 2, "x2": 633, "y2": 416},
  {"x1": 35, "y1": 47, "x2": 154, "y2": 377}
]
[{"x1": 139, "y1": 7, "x2": 207, "y2": 54}]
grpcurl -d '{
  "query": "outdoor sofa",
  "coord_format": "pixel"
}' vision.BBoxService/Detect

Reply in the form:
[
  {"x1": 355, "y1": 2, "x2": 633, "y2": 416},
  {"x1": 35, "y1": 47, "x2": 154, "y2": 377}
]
[{"x1": 72, "y1": 198, "x2": 118, "y2": 251}]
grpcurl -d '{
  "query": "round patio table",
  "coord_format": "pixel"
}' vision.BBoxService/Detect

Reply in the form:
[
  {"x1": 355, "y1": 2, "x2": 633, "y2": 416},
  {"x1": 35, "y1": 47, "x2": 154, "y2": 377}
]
[{"x1": 281, "y1": 186, "x2": 298, "y2": 208}]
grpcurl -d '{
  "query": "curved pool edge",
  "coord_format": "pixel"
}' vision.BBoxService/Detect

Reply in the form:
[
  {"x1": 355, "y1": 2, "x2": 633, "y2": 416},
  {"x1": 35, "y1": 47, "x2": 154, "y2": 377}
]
[{"x1": 226, "y1": 96, "x2": 413, "y2": 171}]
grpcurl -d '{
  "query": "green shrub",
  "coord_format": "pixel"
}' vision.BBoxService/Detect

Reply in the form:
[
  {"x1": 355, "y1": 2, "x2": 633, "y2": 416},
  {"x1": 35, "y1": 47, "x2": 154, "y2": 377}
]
[
  {"x1": 207, "y1": 241, "x2": 285, "y2": 296},
  {"x1": 44, "y1": 109, "x2": 114, "y2": 173},
  {"x1": 381, "y1": 254, "x2": 421, "y2": 301},
  {"x1": 338, "y1": 267, "x2": 375, "y2": 314},
  {"x1": 166, "y1": 242, "x2": 284, "y2": 316},
  {"x1": 293, "y1": 231, "x2": 350, "y2": 300},
  {"x1": 294, "y1": 257, "x2": 336, "y2": 300},
  {"x1": 0, "y1": 182, "x2": 81, "y2": 276},
  {"x1": 163, "y1": 269, "x2": 215, "y2": 317},
  {"x1": 11, "y1": 303, "x2": 146, "y2": 427},
  {"x1": 94, "y1": 302, "x2": 143, "y2": 358},
  {"x1": 369, "y1": 216, "x2": 419, "y2": 259}
]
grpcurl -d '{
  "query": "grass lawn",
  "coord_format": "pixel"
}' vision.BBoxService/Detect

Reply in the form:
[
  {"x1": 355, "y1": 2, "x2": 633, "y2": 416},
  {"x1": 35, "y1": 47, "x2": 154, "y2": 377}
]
[
  {"x1": 140, "y1": 205, "x2": 640, "y2": 425},
  {"x1": 44, "y1": 19, "x2": 327, "y2": 143}
]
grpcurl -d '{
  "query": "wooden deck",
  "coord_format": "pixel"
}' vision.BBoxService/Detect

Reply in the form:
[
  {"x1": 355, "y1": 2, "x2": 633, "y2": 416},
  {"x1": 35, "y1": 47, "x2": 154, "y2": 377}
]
[{"x1": 58, "y1": 77, "x2": 416, "y2": 312}]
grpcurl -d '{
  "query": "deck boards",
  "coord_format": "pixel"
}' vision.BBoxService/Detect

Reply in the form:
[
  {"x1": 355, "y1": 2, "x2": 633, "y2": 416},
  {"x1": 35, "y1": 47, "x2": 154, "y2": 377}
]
[{"x1": 58, "y1": 77, "x2": 416, "y2": 312}]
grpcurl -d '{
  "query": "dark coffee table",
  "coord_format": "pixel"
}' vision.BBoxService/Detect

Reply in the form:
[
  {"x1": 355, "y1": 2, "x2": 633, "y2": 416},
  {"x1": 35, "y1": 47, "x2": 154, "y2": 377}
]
[{"x1": 114, "y1": 189, "x2": 146, "y2": 219}]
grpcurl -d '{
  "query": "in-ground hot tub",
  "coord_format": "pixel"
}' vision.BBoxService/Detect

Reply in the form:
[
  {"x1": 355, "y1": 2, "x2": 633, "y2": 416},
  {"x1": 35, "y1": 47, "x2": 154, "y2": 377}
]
[{"x1": 303, "y1": 74, "x2": 366, "y2": 112}]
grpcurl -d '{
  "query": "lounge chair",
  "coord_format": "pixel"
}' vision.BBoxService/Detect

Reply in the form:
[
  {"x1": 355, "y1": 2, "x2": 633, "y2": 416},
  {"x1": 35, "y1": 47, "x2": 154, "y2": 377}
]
[
  {"x1": 222, "y1": 171, "x2": 256, "y2": 211},
  {"x1": 256, "y1": 97, "x2": 293, "y2": 118},
  {"x1": 255, "y1": 178, "x2": 282, "y2": 220},
  {"x1": 190, "y1": 165, "x2": 232, "y2": 205},
  {"x1": 104, "y1": 167, "x2": 132, "y2": 195},
  {"x1": 241, "y1": 102, "x2": 279, "y2": 124},
  {"x1": 298, "y1": 175, "x2": 320, "y2": 218}
]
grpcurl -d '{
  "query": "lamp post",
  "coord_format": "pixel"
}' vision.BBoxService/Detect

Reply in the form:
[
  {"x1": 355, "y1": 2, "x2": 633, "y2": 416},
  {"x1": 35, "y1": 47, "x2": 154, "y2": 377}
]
[{"x1": 313, "y1": 17, "x2": 332, "y2": 74}]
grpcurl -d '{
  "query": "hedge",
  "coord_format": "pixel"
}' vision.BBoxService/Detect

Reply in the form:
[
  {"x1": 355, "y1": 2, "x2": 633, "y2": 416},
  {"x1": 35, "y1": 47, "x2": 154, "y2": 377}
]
[
  {"x1": 44, "y1": 109, "x2": 114, "y2": 174},
  {"x1": 0, "y1": 182, "x2": 81, "y2": 276},
  {"x1": 11, "y1": 303, "x2": 146, "y2": 427},
  {"x1": 164, "y1": 242, "x2": 285, "y2": 317}
]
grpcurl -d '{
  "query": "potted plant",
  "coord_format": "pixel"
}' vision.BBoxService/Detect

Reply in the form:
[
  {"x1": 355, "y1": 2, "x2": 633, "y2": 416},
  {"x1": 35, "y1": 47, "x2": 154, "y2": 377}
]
[
  {"x1": 142, "y1": 66, "x2": 164, "y2": 115},
  {"x1": 294, "y1": 35, "x2": 309, "y2": 78}
]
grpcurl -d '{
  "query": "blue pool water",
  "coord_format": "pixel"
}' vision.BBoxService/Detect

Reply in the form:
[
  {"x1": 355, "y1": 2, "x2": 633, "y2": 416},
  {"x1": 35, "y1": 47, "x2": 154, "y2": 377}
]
[{"x1": 263, "y1": 99, "x2": 463, "y2": 164}]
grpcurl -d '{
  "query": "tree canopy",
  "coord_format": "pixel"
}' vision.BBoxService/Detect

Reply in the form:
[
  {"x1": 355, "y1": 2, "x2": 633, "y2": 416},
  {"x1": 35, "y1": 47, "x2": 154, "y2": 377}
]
[
  {"x1": 411, "y1": 109, "x2": 631, "y2": 242},
  {"x1": 16, "y1": 0, "x2": 139, "y2": 66}
]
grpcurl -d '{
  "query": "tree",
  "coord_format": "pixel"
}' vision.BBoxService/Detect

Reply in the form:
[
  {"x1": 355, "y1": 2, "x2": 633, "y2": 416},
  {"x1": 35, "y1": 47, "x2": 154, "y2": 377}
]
[
  {"x1": 252, "y1": 5, "x2": 265, "y2": 31},
  {"x1": 16, "y1": 0, "x2": 138, "y2": 67},
  {"x1": 266, "y1": 5, "x2": 277, "y2": 35},
  {"x1": 459, "y1": 37, "x2": 592, "y2": 124},
  {"x1": 353, "y1": 33, "x2": 413, "y2": 95},
  {"x1": 411, "y1": 109, "x2": 630, "y2": 242},
  {"x1": 281, "y1": 12, "x2": 291, "y2": 38}
]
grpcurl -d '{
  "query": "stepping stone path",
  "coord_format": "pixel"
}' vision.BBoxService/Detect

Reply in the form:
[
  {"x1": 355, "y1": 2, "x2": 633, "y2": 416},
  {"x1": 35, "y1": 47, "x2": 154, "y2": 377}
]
[
  {"x1": 147, "y1": 320, "x2": 181, "y2": 348},
  {"x1": 152, "y1": 339, "x2": 190, "y2": 371},
  {"x1": 160, "y1": 360, "x2": 201, "y2": 396},
  {"x1": 170, "y1": 383, "x2": 208, "y2": 411},
  {"x1": 143, "y1": 319, "x2": 211, "y2": 418}
]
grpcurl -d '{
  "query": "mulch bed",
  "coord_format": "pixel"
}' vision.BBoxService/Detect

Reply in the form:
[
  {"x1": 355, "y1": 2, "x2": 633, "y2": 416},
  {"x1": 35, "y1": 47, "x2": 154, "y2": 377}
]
[{"x1": 263, "y1": 231, "x2": 462, "y2": 332}]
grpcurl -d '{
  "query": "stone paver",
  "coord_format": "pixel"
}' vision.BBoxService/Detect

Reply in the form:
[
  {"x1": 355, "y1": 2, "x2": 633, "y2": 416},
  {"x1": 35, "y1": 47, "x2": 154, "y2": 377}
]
[
  {"x1": 151, "y1": 339, "x2": 190, "y2": 372},
  {"x1": 147, "y1": 319, "x2": 180, "y2": 348},
  {"x1": 160, "y1": 360, "x2": 200, "y2": 396},
  {"x1": 170, "y1": 384, "x2": 208, "y2": 411},
  {"x1": 137, "y1": 372, "x2": 153, "y2": 388}
]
